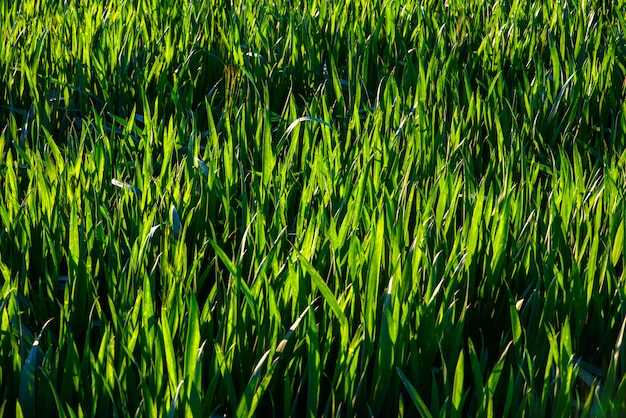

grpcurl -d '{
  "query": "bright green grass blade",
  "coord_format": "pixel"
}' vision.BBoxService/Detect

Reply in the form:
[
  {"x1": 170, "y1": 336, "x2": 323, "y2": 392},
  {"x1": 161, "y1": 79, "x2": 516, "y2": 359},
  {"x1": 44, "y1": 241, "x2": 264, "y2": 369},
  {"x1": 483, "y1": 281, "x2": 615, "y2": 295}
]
[
  {"x1": 262, "y1": 111, "x2": 276, "y2": 189},
  {"x1": 166, "y1": 380, "x2": 185, "y2": 418},
  {"x1": 184, "y1": 296, "x2": 201, "y2": 410},
  {"x1": 371, "y1": 275, "x2": 397, "y2": 415},
  {"x1": 278, "y1": 116, "x2": 332, "y2": 149},
  {"x1": 365, "y1": 215, "x2": 384, "y2": 359},
  {"x1": 208, "y1": 238, "x2": 237, "y2": 278},
  {"x1": 0, "y1": 260, "x2": 11, "y2": 284},
  {"x1": 214, "y1": 343, "x2": 238, "y2": 414},
  {"x1": 509, "y1": 296, "x2": 524, "y2": 351},
  {"x1": 68, "y1": 201, "x2": 89, "y2": 330},
  {"x1": 490, "y1": 192, "x2": 510, "y2": 278},
  {"x1": 159, "y1": 317, "x2": 178, "y2": 395},
  {"x1": 350, "y1": 156, "x2": 370, "y2": 232},
  {"x1": 209, "y1": 236, "x2": 259, "y2": 325},
  {"x1": 295, "y1": 249, "x2": 349, "y2": 345},
  {"x1": 487, "y1": 342, "x2": 512, "y2": 401},
  {"x1": 142, "y1": 274, "x2": 155, "y2": 343},
  {"x1": 306, "y1": 302, "x2": 321, "y2": 414},
  {"x1": 15, "y1": 400, "x2": 24, "y2": 418},
  {"x1": 612, "y1": 219, "x2": 624, "y2": 267},
  {"x1": 236, "y1": 349, "x2": 272, "y2": 418},
  {"x1": 451, "y1": 349, "x2": 465, "y2": 416},
  {"x1": 466, "y1": 187, "x2": 485, "y2": 268},
  {"x1": 236, "y1": 304, "x2": 310, "y2": 418},
  {"x1": 68, "y1": 204, "x2": 80, "y2": 276}
]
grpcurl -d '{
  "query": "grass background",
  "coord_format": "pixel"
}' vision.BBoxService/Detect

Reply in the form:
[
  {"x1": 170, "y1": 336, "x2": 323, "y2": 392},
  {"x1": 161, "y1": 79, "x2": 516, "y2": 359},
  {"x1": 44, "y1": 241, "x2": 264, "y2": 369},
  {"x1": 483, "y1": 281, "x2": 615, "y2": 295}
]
[{"x1": 1, "y1": 0, "x2": 626, "y2": 416}]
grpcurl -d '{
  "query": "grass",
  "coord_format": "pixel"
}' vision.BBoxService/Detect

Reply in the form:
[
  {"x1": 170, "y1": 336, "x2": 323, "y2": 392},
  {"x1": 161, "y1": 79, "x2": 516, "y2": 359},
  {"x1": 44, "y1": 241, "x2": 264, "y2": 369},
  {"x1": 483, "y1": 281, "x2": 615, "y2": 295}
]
[{"x1": 1, "y1": 0, "x2": 626, "y2": 416}]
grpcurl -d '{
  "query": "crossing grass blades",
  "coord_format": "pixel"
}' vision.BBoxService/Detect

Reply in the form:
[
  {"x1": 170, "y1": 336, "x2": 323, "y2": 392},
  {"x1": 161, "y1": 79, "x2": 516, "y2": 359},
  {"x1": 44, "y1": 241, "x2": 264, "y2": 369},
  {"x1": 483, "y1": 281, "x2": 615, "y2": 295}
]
[{"x1": 1, "y1": 0, "x2": 626, "y2": 416}]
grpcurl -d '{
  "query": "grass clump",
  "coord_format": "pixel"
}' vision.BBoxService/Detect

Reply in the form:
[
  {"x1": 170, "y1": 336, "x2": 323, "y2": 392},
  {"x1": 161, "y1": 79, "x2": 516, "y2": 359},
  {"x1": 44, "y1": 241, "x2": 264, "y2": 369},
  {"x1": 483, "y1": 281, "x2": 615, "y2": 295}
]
[{"x1": 1, "y1": 0, "x2": 626, "y2": 416}]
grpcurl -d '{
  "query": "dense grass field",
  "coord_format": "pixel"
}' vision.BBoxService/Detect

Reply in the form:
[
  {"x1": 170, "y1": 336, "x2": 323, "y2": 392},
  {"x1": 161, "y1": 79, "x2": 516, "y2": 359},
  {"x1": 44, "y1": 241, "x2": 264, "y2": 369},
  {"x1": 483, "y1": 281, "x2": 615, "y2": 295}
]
[{"x1": 1, "y1": 0, "x2": 626, "y2": 416}]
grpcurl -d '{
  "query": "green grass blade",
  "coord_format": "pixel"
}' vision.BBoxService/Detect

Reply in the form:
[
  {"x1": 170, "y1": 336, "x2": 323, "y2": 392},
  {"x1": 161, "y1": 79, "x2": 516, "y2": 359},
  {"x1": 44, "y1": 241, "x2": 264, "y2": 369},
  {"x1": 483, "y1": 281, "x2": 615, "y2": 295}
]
[
  {"x1": 396, "y1": 368, "x2": 433, "y2": 418},
  {"x1": 452, "y1": 350, "x2": 465, "y2": 416},
  {"x1": 295, "y1": 249, "x2": 349, "y2": 345},
  {"x1": 19, "y1": 318, "x2": 53, "y2": 418}
]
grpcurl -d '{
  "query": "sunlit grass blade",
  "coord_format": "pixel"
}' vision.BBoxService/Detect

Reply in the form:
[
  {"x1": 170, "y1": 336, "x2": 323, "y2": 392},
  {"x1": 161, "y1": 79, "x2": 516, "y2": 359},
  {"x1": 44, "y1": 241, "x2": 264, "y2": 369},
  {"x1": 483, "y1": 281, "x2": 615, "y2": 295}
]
[
  {"x1": 294, "y1": 249, "x2": 348, "y2": 345},
  {"x1": 451, "y1": 350, "x2": 465, "y2": 416},
  {"x1": 236, "y1": 304, "x2": 310, "y2": 417},
  {"x1": 184, "y1": 296, "x2": 201, "y2": 415},
  {"x1": 166, "y1": 380, "x2": 185, "y2": 418}
]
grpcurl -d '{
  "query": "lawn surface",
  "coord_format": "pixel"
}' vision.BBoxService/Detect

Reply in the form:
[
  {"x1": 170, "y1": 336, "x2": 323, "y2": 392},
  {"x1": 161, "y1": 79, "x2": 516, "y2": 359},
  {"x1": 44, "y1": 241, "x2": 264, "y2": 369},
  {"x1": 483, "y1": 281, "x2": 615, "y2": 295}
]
[{"x1": 1, "y1": 0, "x2": 626, "y2": 416}]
